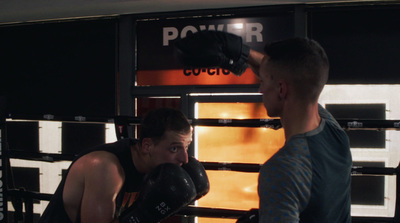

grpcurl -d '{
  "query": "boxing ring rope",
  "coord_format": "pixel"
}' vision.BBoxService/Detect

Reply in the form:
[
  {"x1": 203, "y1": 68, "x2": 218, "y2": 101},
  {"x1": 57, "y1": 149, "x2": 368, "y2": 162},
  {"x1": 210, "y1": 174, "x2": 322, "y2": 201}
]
[
  {"x1": 5, "y1": 114, "x2": 400, "y2": 130},
  {"x1": 8, "y1": 148, "x2": 399, "y2": 177},
  {"x1": 3, "y1": 114, "x2": 400, "y2": 222},
  {"x1": 7, "y1": 114, "x2": 114, "y2": 124},
  {"x1": 113, "y1": 116, "x2": 400, "y2": 131},
  {"x1": 5, "y1": 148, "x2": 400, "y2": 222},
  {"x1": 5, "y1": 163, "x2": 400, "y2": 222},
  {"x1": 8, "y1": 151, "x2": 76, "y2": 162}
]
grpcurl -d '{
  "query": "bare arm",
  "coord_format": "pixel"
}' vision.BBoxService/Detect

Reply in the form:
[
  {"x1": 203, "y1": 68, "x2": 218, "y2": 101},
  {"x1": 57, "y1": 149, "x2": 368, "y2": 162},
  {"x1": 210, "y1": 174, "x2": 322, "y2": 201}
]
[
  {"x1": 79, "y1": 153, "x2": 125, "y2": 223},
  {"x1": 247, "y1": 49, "x2": 265, "y2": 78}
]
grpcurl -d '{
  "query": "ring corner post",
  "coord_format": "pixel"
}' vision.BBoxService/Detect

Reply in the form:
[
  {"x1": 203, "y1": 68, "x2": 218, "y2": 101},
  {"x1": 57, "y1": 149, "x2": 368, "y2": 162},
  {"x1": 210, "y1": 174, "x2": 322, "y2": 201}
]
[{"x1": 0, "y1": 96, "x2": 8, "y2": 223}]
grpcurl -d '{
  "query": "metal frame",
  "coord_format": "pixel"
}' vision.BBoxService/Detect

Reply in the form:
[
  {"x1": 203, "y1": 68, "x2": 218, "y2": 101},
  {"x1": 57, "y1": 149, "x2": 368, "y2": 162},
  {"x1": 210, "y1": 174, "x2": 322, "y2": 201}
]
[{"x1": 0, "y1": 96, "x2": 8, "y2": 223}]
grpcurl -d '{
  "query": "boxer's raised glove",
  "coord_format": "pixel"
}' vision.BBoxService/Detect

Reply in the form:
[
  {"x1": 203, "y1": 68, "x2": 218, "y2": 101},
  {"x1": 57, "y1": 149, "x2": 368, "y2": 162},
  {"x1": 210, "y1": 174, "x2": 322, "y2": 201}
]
[
  {"x1": 236, "y1": 209, "x2": 259, "y2": 223},
  {"x1": 119, "y1": 163, "x2": 197, "y2": 223},
  {"x1": 182, "y1": 156, "x2": 210, "y2": 200},
  {"x1": 174, "y1": 31, "x2": 250, "y2": 76}
]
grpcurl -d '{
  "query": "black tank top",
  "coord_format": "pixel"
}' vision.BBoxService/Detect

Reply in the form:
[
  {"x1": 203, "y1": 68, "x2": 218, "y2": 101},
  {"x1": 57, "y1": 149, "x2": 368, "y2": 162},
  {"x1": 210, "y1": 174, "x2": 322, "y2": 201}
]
[{"x1": 38, "y1": 138, "x2": 144, "y2": 223}]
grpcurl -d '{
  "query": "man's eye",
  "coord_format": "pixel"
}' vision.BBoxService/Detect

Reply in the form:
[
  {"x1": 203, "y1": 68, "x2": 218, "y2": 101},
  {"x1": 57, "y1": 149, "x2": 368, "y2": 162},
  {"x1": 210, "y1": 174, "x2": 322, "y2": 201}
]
[{"x1": 170, "y1": 147, "x2": 178, "y2": 153}]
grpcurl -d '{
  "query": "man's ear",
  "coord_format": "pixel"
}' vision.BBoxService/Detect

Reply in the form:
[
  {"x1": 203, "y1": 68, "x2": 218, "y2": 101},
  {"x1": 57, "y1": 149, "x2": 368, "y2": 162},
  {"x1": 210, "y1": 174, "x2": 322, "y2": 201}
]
[
  {"x1": 278, "y1": 79, "x2": 288, "y2": 100},
  {"x1": 140, "y1": 138, "x2": 153, "y2": 154}
]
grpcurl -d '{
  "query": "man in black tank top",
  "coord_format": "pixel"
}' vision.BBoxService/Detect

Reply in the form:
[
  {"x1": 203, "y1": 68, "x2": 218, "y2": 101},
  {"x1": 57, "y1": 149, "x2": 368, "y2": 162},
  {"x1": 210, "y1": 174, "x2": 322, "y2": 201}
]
[{"x1": 39, "y1": 108, "x2": 209, "y2": 223}]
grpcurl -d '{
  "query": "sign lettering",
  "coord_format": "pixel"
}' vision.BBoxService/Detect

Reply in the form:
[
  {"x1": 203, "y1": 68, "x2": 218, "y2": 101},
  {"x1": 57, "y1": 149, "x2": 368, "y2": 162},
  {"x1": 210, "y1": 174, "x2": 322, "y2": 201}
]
[{"x1": 163, "y1": 22, "x2": 263, "y2": 46}]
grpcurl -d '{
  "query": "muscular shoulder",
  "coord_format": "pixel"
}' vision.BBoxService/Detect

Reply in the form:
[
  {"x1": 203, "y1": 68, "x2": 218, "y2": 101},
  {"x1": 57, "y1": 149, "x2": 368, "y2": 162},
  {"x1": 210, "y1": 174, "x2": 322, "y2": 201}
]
[
  {"x1": 71, "y1": 151, "x2": 126, "y2": 184},
  {"x1": 63, "y1": 151, "x2": 126, "y2": 220},
  {"x1": 80, "y1": 151, "x2": 121, "y2": 166}
]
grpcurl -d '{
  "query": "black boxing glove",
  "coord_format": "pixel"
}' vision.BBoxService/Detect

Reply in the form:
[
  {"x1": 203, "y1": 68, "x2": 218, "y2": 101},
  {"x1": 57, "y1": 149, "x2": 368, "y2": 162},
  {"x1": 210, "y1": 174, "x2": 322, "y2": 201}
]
[
  {"x1": 174, "y1": 31, "x2": 250, "y2": 76},
  {"x1": 236, "y1": 209, "x2": 259, "y2": 223},
  {"x1": 181, "y1": 156, "x2": 210, "y2": 200},
  {"x1": 119, "y1": 163, "x2": 197, "y2": 223}
]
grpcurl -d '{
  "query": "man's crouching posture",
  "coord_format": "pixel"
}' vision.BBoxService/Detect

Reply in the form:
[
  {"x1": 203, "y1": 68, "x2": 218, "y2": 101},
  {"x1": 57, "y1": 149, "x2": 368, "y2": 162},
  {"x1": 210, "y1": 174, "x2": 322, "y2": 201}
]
[{"x1": 39, "y1": 108, "x2": 209, "y2": 223}]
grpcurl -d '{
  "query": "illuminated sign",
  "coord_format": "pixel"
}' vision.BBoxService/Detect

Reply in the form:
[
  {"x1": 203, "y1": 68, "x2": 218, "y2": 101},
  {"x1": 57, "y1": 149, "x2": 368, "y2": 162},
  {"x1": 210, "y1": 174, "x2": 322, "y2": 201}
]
[
  {"x1": 136, "y1": 15, "x2": 294, "y2": 86},
  {"x1": 162, "y1": 22, "x2": 264, "y2": 46},
  {"x1": 137, "y1": 68, "x2": 259, "y2": 86}
]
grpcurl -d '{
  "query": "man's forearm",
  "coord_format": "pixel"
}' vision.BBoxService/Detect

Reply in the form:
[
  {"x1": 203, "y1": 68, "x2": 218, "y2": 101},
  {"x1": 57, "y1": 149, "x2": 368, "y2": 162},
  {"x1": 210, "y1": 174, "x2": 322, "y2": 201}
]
[{"x1": 247, "y1": 49, "x2": 265, "y2": 78}]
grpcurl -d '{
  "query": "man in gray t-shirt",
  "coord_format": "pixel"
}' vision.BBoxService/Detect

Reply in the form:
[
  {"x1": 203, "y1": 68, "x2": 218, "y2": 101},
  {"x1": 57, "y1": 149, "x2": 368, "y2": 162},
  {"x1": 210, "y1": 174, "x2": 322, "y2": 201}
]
[
  {"x1": 259, "y1": 105, "x2": 351, "y2": 222},
  {"x1": 174, "y1": 32, "x2": 352, "y2": 223},
  {"x1": 248, "y1": 38, "x2": 352, "y2": 223}
]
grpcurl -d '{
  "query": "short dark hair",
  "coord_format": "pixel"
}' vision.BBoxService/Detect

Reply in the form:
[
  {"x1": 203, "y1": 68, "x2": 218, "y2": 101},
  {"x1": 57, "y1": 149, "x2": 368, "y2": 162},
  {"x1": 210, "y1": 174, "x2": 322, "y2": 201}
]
[
  {"x1": 264, "y1": 37, "x2": 329, "y2": 102},
  {"x1": 139, "y1": 108, "x2": 191, "y2": 145}
]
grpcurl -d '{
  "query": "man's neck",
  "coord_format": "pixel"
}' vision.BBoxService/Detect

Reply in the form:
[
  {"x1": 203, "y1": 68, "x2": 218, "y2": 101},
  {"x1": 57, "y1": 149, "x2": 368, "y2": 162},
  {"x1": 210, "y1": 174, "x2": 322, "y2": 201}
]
[
  {"x1": 281, "y1": 101, "x2": 321, "y2": 141},
  {"x1": 131, "y1": 144, "x2": 150, "y2": 174}
]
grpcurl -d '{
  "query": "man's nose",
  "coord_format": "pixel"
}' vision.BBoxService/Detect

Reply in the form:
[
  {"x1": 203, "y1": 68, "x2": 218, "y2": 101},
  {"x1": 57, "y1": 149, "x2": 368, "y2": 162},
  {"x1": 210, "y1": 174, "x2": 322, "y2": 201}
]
[{"x1": 178, "y1": 149, "x2": 189, "y2": 165}]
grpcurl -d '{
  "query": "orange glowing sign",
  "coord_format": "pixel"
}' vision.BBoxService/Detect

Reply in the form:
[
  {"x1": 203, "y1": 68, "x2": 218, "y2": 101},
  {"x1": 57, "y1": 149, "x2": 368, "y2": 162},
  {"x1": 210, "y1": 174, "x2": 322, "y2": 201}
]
[
  {"x1": 195, "y1": 102, "x2": 285, "y2": 223},
  {"x1": 136, "y1": 68, "x2": 259, "y2": 86}
]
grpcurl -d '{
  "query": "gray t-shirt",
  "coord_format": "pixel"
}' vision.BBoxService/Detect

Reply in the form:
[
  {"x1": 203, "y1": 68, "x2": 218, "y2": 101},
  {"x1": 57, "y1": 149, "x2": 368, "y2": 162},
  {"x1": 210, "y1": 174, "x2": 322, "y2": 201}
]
[{"x1": 258, "y1": 105, "x2": 352, "y2": 223}]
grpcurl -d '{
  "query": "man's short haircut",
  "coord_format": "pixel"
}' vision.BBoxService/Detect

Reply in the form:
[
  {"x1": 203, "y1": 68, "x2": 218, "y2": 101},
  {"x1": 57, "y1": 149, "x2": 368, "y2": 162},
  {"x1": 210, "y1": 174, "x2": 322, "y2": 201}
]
[
  {"x1": 264, "y1": 37, "x2": 329, "y2": 102},
  {"x1": 139, "y1": 108, "x2": 191, "y2": 145}
]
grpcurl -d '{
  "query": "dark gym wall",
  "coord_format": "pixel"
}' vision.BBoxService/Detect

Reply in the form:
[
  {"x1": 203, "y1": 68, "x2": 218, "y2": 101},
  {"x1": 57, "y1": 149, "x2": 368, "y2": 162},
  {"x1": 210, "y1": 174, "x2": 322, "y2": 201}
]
[
  {"x1": 1, "y1": 4, "x2": 400, "y2": 118},
  {"x1": 308, "y1": 5, "x2": 400, "y2": 84},
  {"x1": 0, "y1": 18, "x2": 118, "y2": 118}
]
